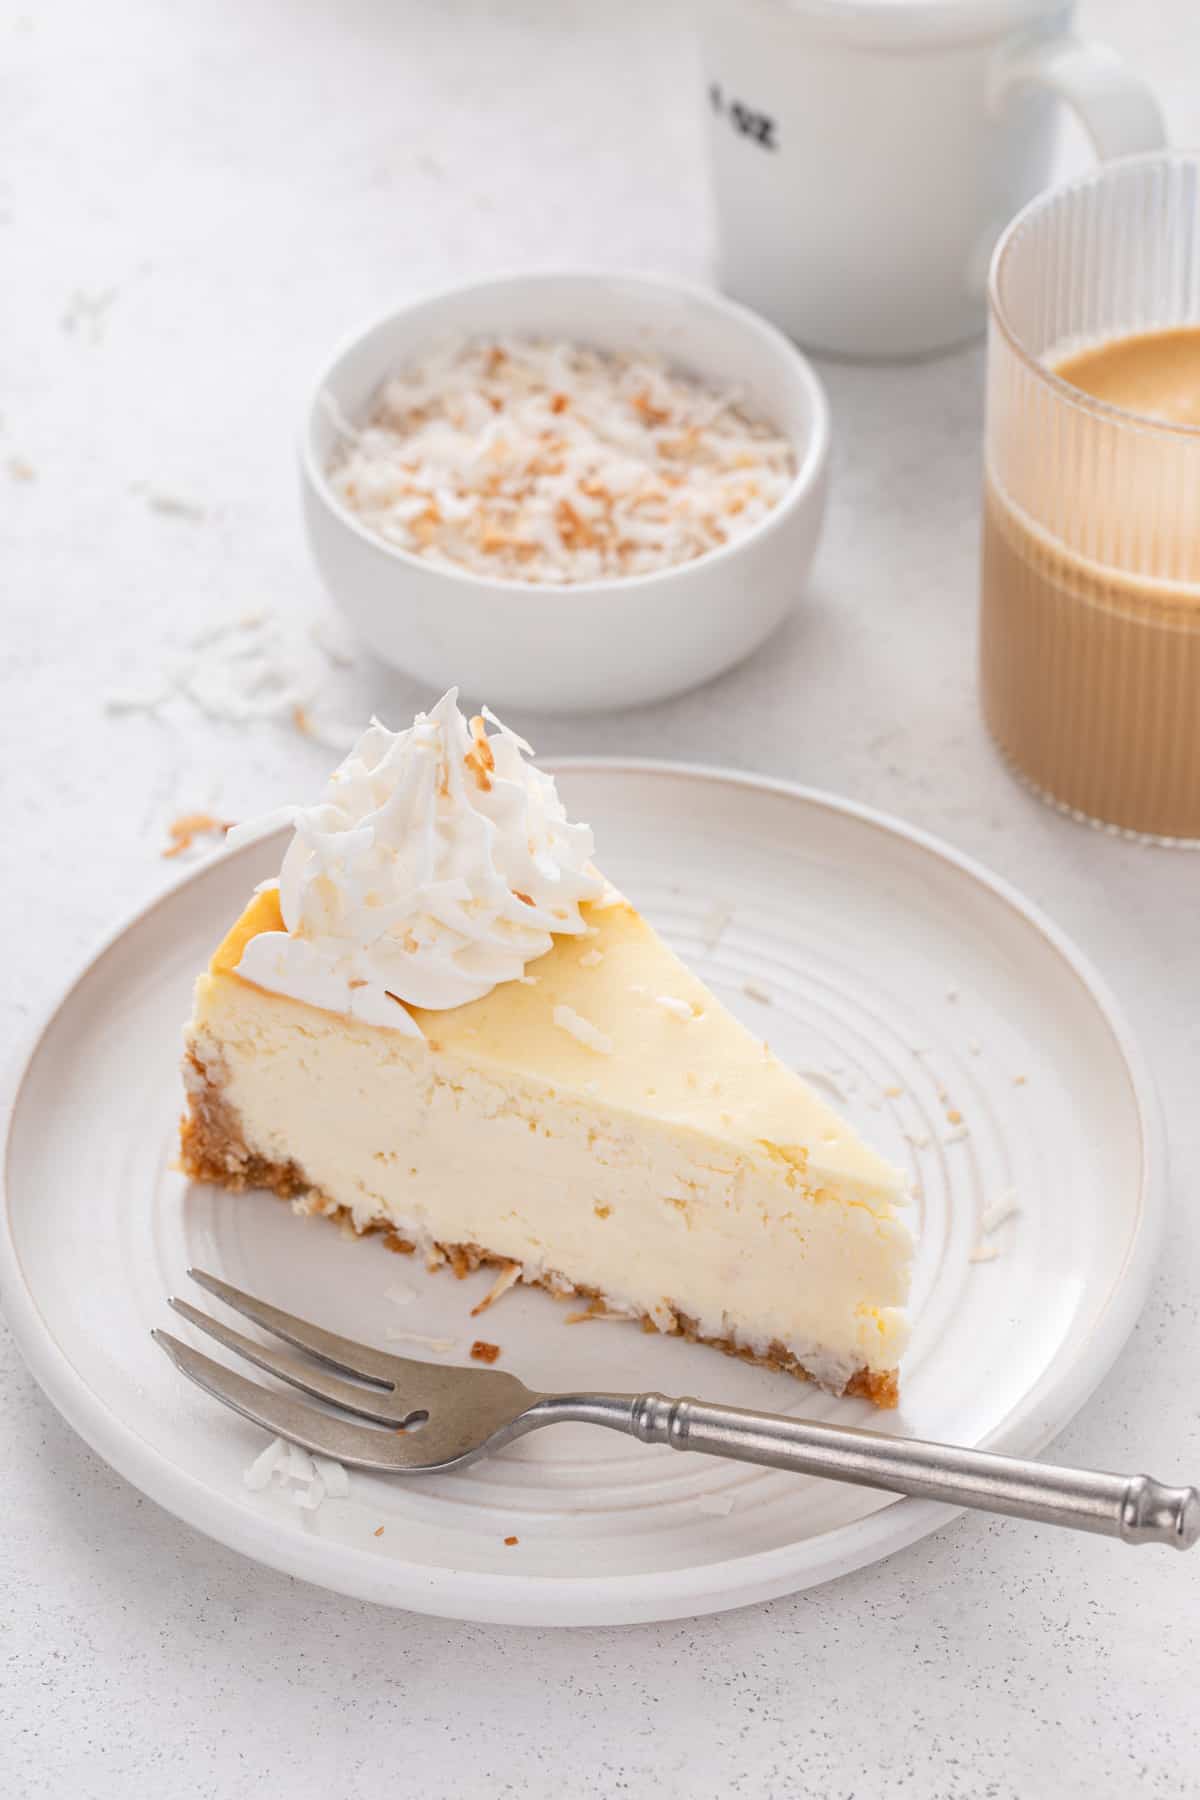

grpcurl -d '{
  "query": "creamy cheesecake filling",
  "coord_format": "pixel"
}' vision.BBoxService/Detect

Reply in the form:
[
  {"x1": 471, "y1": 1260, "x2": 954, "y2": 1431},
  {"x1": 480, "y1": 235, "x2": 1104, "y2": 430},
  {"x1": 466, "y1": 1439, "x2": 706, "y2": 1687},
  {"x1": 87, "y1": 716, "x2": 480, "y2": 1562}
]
[{"x1": 186, "y1": 970, "x2": 911, "y2": 1388}]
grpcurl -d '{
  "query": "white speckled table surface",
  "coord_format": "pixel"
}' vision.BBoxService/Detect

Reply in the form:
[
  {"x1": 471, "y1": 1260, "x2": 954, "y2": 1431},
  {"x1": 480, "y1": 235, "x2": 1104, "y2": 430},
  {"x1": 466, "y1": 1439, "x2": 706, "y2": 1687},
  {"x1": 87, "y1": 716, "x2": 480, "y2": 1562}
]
[{"x1": 3, "y1": 2, "x2": 1198, "y2": 1794}]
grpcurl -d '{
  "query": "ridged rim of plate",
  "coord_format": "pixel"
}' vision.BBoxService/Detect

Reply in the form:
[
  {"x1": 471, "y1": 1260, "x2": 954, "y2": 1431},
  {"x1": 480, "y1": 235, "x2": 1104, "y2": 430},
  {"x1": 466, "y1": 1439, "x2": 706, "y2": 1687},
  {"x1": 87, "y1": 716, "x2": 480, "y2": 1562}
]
[{"x1": 0, "y1": 762, "x2": 1164, "y2": 1625}]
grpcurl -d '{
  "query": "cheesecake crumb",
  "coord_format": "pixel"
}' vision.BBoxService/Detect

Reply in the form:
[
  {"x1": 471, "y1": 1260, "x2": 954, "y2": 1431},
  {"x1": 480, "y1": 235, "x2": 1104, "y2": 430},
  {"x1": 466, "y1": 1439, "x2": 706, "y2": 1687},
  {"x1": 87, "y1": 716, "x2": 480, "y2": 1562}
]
[
  {"x1": 470, "y1": 1339, "x2": 501, "y2": 1364},
  {"x1": 384, "y1": 1233, "x2": 416, "y2": 1255},
  {"x1": 593, "y1": 1203, "x2": 612, "y2": 1220},
  {"x1": 447, "y1": 1244, "x2": 473, "y2": 1280},
  {"x1": 162, "y1": 812, "x2": 234, "y2": 858},
  {"x1": 470, "y1": 1260, "x2": 521, "y2": 1316},
  {"x1": 504, "y1": 1535, "x2": 519, "y2": 1546}
]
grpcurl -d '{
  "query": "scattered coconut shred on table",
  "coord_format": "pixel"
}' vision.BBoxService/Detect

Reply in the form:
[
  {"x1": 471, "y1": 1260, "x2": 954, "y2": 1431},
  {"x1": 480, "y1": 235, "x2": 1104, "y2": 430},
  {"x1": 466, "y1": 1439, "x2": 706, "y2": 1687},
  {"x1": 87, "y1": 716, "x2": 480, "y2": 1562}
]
[
  {"x1": 105, "y1": 608, "x2": 363, "y2": 753},
  {"x1": 325, "y1": 339, "x2": 797, "y2": 584}
]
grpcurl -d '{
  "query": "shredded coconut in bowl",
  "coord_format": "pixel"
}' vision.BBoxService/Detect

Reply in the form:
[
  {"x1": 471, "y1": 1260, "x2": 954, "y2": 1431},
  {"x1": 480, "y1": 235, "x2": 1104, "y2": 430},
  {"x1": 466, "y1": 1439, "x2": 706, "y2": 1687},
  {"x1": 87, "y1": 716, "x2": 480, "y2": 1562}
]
[{"x1": 325, "y1": 338, "x2": 797, "y2": 584}]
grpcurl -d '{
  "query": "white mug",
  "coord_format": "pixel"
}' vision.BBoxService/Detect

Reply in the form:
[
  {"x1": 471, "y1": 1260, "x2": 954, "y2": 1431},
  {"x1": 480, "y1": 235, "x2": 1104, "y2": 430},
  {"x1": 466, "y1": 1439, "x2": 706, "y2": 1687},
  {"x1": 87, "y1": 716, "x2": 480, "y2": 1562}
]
[{"x1": 695, "y1": 0, "x2": 1165, "y2": 358}]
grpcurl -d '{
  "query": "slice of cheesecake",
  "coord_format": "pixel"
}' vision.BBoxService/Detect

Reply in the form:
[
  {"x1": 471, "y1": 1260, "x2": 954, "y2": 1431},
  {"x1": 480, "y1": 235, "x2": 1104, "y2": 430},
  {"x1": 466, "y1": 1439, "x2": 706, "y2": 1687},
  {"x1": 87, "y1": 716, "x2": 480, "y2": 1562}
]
[{"x1": 179, "y1": 694, "x2": 912, "y2": 1404}]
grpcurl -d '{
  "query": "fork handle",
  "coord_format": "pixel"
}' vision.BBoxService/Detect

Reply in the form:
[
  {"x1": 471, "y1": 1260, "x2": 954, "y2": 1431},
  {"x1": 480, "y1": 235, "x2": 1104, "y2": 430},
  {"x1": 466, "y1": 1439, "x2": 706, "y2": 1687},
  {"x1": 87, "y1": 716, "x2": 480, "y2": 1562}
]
[{"x1": 538, "y1": 1393, "x2": 1199, "y2": 1548}]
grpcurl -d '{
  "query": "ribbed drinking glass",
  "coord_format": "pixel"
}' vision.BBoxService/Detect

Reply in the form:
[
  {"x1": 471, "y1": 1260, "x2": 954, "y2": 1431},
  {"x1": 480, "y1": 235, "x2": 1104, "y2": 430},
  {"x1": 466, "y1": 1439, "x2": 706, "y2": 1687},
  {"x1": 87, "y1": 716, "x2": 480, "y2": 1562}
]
[{"x1": 982, "y1": 151, "x2": 1200, "y2": 843}]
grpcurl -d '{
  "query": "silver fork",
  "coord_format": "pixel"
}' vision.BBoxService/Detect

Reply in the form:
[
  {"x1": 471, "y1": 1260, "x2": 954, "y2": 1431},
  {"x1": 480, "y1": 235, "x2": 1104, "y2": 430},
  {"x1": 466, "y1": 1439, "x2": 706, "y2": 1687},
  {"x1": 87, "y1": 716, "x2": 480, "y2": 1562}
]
[{"x1": 154, "y1": 1269, "x2": 1199, "y2": 1550}]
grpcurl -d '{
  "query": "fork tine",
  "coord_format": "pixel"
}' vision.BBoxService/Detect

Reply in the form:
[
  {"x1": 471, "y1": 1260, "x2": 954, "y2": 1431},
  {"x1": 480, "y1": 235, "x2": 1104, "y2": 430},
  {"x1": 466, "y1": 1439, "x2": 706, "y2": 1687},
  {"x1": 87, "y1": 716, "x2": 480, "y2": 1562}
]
[
  {"x1": 152, "y1": 1329, "x2": 433, "y2": 1472},
  {"x1": 187, "y1": 1267, "x2": 402, "y2": 1386},
  {"x1": 168, "y1": 1298, "x2": 417, "y2": 1427}
]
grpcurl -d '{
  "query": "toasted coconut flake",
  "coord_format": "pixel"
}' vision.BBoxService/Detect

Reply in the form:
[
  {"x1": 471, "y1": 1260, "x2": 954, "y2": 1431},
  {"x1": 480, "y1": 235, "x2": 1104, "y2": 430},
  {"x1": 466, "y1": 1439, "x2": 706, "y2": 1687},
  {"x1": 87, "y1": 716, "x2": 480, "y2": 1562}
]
[
  {"x1": 162, "y1": 812, "x2": 234, "y2": 858},
  {"x1": 470, "y1": 1260, "x2": 522, "y2": 1317},
  {"x1": 326, "y1": 339, "x2": 795, "y2": 584}
]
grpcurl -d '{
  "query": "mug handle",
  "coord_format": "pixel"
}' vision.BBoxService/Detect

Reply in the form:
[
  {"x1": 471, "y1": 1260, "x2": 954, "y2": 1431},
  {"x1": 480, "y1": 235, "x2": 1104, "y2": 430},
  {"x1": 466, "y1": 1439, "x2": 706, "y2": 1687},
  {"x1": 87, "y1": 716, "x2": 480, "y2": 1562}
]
[
  {"x1": 966, "y1": 35, "x2": 1165, "y2": 296},
  {"x1": 987, "y1": 33, "x2": 1165, "y2": 160}
]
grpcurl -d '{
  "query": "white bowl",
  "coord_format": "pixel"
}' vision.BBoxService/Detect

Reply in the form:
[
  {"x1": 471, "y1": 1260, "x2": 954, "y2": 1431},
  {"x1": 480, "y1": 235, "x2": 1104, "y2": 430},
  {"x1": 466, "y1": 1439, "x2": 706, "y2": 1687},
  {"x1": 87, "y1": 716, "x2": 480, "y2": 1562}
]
[{"x1": 300, "y1": 271, "x2": 831, "y2": 713}]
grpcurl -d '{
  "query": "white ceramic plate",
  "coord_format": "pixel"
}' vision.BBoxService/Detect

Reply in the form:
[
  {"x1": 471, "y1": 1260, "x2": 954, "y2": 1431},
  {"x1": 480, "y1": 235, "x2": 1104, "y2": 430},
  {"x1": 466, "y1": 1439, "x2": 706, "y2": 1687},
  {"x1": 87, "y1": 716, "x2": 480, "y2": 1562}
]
[{"x1": 0, "y1": 764, "x2": 1161, "y2": 1626}]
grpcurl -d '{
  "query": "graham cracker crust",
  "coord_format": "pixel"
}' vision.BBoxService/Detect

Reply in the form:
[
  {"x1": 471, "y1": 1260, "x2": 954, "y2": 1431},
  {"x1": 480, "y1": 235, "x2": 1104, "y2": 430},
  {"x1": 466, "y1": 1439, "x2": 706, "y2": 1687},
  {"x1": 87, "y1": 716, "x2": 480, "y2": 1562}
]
[{"x1": 180, "y1": 1051, "x2": 898, "y2": 1409}]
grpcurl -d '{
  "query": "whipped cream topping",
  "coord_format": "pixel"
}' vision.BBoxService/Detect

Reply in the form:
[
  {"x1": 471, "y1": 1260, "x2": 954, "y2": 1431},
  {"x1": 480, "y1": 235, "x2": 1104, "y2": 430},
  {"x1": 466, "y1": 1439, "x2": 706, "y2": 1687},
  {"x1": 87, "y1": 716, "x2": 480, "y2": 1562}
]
[{"x1": 227, "y1": 690, "x2": 602, "y2": 1033}]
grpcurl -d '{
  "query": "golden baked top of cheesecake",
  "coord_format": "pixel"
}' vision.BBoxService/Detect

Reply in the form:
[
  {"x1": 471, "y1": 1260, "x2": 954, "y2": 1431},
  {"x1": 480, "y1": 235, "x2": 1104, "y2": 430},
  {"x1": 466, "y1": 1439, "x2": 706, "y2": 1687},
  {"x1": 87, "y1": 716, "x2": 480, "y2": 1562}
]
[{"x1": 212, "y1": 881, "x2": 902, "y2": 1211}]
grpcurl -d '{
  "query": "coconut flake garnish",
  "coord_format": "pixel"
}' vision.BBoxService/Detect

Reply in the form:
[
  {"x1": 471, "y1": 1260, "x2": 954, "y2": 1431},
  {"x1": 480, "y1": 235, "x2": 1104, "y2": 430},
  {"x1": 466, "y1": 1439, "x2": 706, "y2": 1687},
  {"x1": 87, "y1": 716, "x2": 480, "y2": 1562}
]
[
  {"x1": 968, "y1": 1244, "x2": 1001, "y2": 1265},
  {"x1": 696, "y1": 1492, "x2": 736, "y2": 1517},
  {"x1": 146, "y1": 489, "x2": 208, "y2": 521},
  {"x1": 578, "y1": 948, "x2": 605, "y2": 968},
  {"x1": 553, "y1": 1004, "x2": 613, "y2": 1055},
  {"x1": 981, "y1": 1192, "x2": 1021, "y2": 1234},
  {"x1": 701, "y1": 901, "x2": 734, "y2": 950},
  {"x1": 244, "y1": 1437, "x2": 290, "y2": 1492},
  {"x1": 799, "y1": 1068, "x2": 847, "y2": 1105},
  {"x1": 326, "y1": 339, "x2": 796, "y2": 585},
  {"x1": 313, "y1": 1454, "x2": 351, "y2": 1499},
  {"x1": 383, "y1": 1329, "x2": 459, "y2": 1352},
  {"x1": 244, "y1": 1436, "x2": 349, "y2": 1508},
  {"x1": 655, "y1": 995, "x2": 694, "y2": 1021}
]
